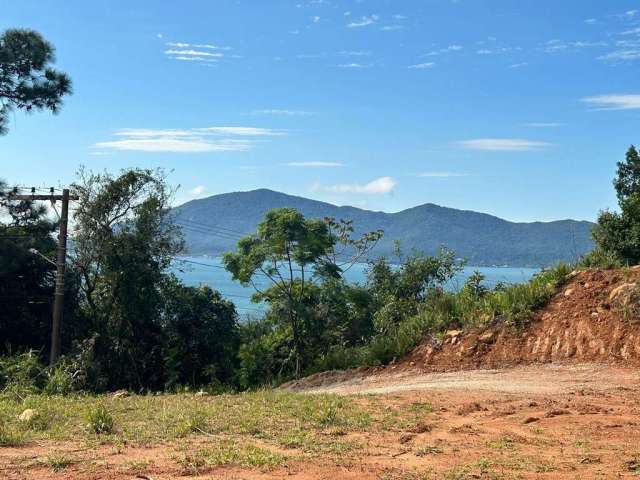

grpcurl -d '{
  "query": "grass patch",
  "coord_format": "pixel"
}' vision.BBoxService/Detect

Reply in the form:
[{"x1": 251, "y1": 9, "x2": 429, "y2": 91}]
[
  {"x1": 45, "y1": 454, "x2": 75, "y2": 472},
  {"x1": 86, "y1": 403, "x2": 115, "y2": 434},
  {"x1": 177, "y1": 439, "x2": 286, "y2": 474}
]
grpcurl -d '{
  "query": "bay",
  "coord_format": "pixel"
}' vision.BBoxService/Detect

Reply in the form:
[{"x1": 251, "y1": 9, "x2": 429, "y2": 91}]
[{"x1": 172, "y1": 257, "x2": 539, "y2": 318}]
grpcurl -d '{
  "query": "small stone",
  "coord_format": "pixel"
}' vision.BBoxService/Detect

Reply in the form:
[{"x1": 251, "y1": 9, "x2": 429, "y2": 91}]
[
  {"x1": 195, "y1": 390, "x2": 209, "y2": 397},
  {"x1": 609, "y1": 283, "x2": 637, "y2": 303},
  {"x1": 445, "y1": 330, "x2": 462, "y2": 338},
  {"x1": 399, "y1": 433, "x2": 415, "y2": 444},
  {"x1": 409, "y1": 361, "x2": 416, "y2": 367},
  {"x1": 479, "y1": 331, "x2": 495, "y2": 343},
  {"x1": 18, "y1": 409, "x2": 38, "y2": 423},
  {"x1": 591, "y1": 312, "x2": 599, "y2": 319},
  {"x1": 112, "y1": 390, "x2": 129, "y2": 399},
  {"x1": 523, "y1": 416, "x2": 540, "y2": 424},
  {"x1": 564, "y1": 289, "x2": 574, "y2": 297}
]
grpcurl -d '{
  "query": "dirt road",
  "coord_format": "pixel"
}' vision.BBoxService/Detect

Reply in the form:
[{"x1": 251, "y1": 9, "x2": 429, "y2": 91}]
[{"x1": 285, "y1": 363, "x2": 640, "y2": 396}]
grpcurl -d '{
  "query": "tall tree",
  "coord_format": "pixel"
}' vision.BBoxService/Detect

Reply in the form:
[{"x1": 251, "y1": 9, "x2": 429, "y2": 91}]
[
  {"x1": 0, "y1": 29, "x2": 72, "y2": 135},
  {"x1": 224, "y1": 208, "x2": 382, "y2": 378},
  {"x1": 71, "y1": 168, "x2": 183, "y2": 390},
  {"x1": 592, "y1": 145, "x2": 640, "y2": 265}
]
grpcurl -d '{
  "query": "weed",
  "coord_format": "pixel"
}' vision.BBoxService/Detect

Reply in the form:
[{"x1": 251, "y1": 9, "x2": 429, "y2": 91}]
[
  {"x1": 86, "y1": 403, "x2": 114, "y2": 434},
  {"x1": 46, "y1": 455, "x2": 74, "y2": 472}
]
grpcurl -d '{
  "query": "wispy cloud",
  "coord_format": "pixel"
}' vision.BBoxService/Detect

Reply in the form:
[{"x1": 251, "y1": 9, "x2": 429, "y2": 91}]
[
  {"x1": 542, "y1": 39, "x2": 607, "y2": 53},
  {"x1": 337, "y1": 63, "x2": 371, "y2": 69},
  {"x1": 347, "y1": 15, "x2": 379, "y2": 28},
  {"x1": 311, "y1": 176, "x2": 396, "y2": 194},
  {"x1": 381, "y1": 25, "x2": 405, "y2": 31},
  {"x1": 164, "y1": 42, "x2": 232, "y2": 66},
  {"x1": 425, "y1": 45, "x2": 464, "y2": 57},
  {"x1": 195, "y1": 127, "x2": 284, "y2": 136},
  {"x1": 417, "y1": 172, "x2": 470, "y2": 178},
  {"x1": 509, "y1": 62, "x2": 529, "y2": 69},
  {"x1": 338, "y1": 50, "x2": 371, "y2": 57},
  {"x1": 598, "y1": 48, "x2": 640, "y2": 62},
  {"x1": 581, "y1": 94, "x2": 640, "y2": 110},
  {"x1": 458, "y1": 138, "x2": 552, "y2": 151},
  {"x1": 190, "y1": 185, "x2": 206, "y2": 195},
  {"x1": 287, "y1": 162, "x2": 345, "y2": 167},
  {"x1": 93, "y1": 127, "x2": 283, "y2": 153},
  {"x1": 166, "y1": 42, "x2": 231, "y2": 50},
  {"x1": 408, "y1": 62, "x2": 435, "y2": 69}
]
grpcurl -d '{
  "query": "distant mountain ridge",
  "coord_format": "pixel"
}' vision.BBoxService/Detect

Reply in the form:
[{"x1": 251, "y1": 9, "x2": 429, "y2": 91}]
[{"x1": 171, "y1": 189, "x2": 595, "y2": 267}]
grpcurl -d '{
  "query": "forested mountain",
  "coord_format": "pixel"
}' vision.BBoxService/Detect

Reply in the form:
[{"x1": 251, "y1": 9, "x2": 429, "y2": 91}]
[{"x1": 172, "y1": 189, "x2": 594, "y2": 267}]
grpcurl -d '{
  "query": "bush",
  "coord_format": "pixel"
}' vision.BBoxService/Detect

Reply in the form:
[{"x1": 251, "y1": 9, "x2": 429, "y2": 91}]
[{"x1": 313, "y1": 263, "x2": 571, "y2": 372}]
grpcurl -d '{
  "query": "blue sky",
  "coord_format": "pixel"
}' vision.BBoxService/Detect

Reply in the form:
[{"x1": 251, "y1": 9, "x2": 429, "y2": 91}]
[{"x1": 2, "y1": 0, "x2": 640, "y2": 222}]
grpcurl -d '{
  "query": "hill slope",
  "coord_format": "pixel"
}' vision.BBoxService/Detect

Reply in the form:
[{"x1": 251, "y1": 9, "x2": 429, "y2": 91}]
[{"x1": 172, "y1": 189, "x2": 594, "y2": 267}]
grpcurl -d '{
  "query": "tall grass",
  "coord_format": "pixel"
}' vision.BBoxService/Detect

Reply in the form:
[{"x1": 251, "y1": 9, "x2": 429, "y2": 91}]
[{"x1": 314, "y1": 263, "x2": 572, "y2": 372}]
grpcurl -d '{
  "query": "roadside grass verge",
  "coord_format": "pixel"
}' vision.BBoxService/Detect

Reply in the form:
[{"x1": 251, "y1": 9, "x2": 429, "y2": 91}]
[{"x1": 0, "y1": 389, "x2": 428, "y2": 458}]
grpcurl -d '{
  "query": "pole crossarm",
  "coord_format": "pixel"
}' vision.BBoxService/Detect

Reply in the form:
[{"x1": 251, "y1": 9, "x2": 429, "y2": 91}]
[{"x1": 10, "y1": 194, "x2": 79, "y2": 201}]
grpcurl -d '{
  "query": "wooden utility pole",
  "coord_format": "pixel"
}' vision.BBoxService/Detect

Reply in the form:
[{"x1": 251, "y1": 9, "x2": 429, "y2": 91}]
[{"x1": 12, "y1": 188, "x2": 79, "y2": 365}]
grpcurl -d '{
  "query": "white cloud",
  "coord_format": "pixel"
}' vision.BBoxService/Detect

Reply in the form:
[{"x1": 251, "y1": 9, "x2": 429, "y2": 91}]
[
  {"x1": 94, "y1": 138, "x2": 251, "y2": 153},
  {"x1": 166, "y1": 42, "x2": 231, "y2": 50},
  {"x1": 93, "y1": 126, "x2": 284, "y2": 153},
  {"x1": 381, "y1": 25, "x2": 405, "y2": 31},
  {"x1": 542, "y1": 40, "x2": 607, "y2": 53},
  {"x1": 196, "y1": 127, "x2": 284, "y2": 136},
  {"x1": 337, "y1": 63, "x2": 371, "y2": 68},
  {"x1": 338, "y1": 50, "x2": 371, "y2": 57},
  {"x1": 509, "y1": 62, "x2": 529, "y2": 69},
  {"x1": 417, "y1": 172, "x2": 469, "y2": 178},
  {"x1": 311, "y1": 176, "x2": 396, "y2": 194},
  {"x1": 408, "y1": 62, "x2": 435, "y2": 69},
  {"x1": 458, "y1": 138, "x2": 552, "y2": 151},
  {"x1": 164, "y1": 49, "x2": 223, "y2": 58},
  {"x1": 312, "y1": 15, "x2": 321, "y2": 23},
  {"x1": 581, "y1": 94, "x2": 640, "y2": 110},
  {"x1": 598, "y1": 49, "x2": 640, "y2": 62},
  {"x1": 393, "y1": 14, "x2": 408, "y2": 20},
  {"x1": 190, "y1": 185, "x2": 206, "y2": 195},
  {"x1": 347, "y1": 15, "x2": 379, "y2": 28},
  {"x1": 287, "y1": 162, "x2": 345, "y2": 167},
  {"x1": 585, "y1": 18, "x2": 597, "y2": 25}
]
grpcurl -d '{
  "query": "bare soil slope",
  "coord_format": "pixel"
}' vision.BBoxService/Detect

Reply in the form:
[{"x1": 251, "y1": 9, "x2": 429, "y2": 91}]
[{"x1": 408, "y1": 267, "x2": 640, "y2": 371}]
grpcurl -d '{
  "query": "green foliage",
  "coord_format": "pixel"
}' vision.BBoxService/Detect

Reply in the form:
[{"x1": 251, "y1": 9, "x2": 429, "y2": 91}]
[
  {"x1": 86, "y1": 403, "x2": 114, "y2": 434},
  {"x1": 224, "y1": 207, "x2": 382, "y2": 378},
  {"x1": 592, "y1": 145, "x2": 640, "y2": 265},
  {"x1": 0, "y1": 29, "x2": 72, "y2": 135},
  {"x1": 315, "y1": 263, "x2": 571, "y2": 372},
  {"x1": 161, "y1": 277, "x2": 240, "y2": 390}
]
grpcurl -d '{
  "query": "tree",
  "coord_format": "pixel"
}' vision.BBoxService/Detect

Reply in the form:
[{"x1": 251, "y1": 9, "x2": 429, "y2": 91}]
[
  {"x1": 71, "y1": 168, "x2": 184, "y2": 390},
  {"x1": 592, "y1": 145, "x2": 640, "y2": 265},
  {"x1": 161, "y1": 277, "x2": 240, "y2": 390},
  {"x1": 224, "y1": 208, "x2": 382, "y2": 378},
  {"x1": 0, "y1": 29, "x2": 72, "y2": 135}
]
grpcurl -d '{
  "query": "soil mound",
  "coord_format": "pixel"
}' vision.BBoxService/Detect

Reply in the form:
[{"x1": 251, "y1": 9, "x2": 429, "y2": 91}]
[{"x1": 406, "y1": 267, "x2": 640, "y2": 371}]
